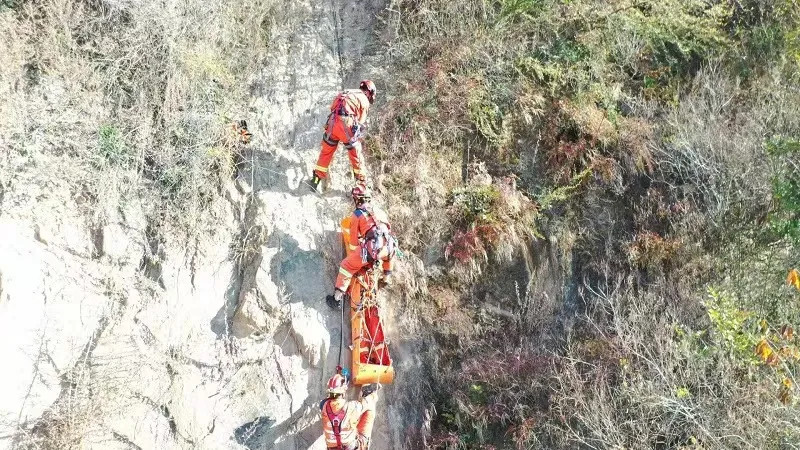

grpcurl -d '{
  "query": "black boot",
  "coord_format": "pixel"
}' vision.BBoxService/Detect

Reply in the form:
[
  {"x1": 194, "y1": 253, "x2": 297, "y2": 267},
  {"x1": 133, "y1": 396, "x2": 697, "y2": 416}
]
[
  {"x1": 309, "y1": 172, "x2": 322, "y2": 192},
  {"x1": 326, "y1": 294, "x2": 341, "y2": 309}
]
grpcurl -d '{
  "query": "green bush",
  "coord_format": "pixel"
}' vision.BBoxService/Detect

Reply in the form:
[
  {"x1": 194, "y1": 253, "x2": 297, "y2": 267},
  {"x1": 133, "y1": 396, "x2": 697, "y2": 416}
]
[
  {"x1": 450, "y1": 184, "x2": 501, "y2": 226},
  {"x1": 97, "y1": 125, "x2": 128, "y2": 165},
  {"x1": 767, "y1": 137, "x2": 800, "y2": 242}
]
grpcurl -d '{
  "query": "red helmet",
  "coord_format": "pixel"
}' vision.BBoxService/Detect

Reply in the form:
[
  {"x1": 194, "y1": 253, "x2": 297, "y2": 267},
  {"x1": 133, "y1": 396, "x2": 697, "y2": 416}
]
[
  {"x1": 327, "y1": 373, "x2": 348, "y2": 394},
  {"x1": 351, "y1": 183, "x2": 372, "y2": 204},
  {"x1": 360, "y1": 80, "x2": 376, "y2": 104}
]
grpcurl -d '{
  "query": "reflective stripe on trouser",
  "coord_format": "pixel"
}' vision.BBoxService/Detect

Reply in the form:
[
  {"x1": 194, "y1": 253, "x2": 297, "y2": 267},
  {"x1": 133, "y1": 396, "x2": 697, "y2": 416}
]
[
  {"x1": 335, "y1": 251, "x2": 367, "y2": 291},
  {"x1": 314, "y1": 116, "x2": 364, "y2": 179}
]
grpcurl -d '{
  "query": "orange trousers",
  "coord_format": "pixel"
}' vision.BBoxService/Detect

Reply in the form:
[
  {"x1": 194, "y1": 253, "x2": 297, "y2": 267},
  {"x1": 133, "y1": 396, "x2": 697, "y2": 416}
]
[
  {"x1": 335, "y1": 249, "x2": 392, "y2": 292},
  {"x1": 357, "y1": 409, "x2": 375, "y2": 448},
  {"x1": 314, "y1": 115, "x2": 365, "y2": 181}
]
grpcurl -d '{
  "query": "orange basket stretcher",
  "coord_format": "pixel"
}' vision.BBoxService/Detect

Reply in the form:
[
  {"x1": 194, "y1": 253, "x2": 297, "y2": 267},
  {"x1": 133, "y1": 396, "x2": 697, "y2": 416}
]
[{"x1": 341, "y1": 216, "x2": 395, "y2": 385}]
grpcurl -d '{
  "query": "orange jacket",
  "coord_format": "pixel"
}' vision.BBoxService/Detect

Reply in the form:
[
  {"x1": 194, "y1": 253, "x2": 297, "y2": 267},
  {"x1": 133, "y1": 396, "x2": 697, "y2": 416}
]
[
  {"x1": 320, "y1": 392, "x2": 378, "y2": 448},
  {"x1": 330, "y1": 89, "x2": 371, "y2": 124},
  {"x1": 348, "y1": 206, "x2": 378, "y2": 254}
]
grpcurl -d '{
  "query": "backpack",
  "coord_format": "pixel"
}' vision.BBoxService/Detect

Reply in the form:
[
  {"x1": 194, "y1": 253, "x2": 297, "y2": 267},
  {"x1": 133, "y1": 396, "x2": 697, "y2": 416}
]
[{"x1": 363, "y1": 223, "x2": 396, "y2": 263}]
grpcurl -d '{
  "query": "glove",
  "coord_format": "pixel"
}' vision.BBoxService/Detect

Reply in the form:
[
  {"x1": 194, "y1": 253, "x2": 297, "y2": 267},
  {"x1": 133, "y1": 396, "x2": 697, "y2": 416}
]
[
  {"x1": 326, "y1": 290, "x2": 345, "y2": 309},
  {"x1": 361, "y1": 383, "x2": 379, "y2": 397},
  {"x1": 352, "y1": 122, "x2": 366, "y2": 140}
]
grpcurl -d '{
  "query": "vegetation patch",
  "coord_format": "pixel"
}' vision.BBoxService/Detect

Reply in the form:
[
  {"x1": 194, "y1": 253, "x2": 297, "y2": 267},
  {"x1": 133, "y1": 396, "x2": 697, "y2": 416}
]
[{"x1": 375, "y1": 0, "x2": 800, "y2": 447}]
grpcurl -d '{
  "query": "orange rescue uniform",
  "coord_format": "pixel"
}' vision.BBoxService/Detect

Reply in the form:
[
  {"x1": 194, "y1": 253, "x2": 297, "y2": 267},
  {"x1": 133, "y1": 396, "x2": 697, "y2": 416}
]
[
  {"x1": 320, "y1": 392, "x2": 378, "y2": 449},
  {"x1": 314, "y1": 89, "x2": 371, "y2": 181},
  {"x1": 335, "y1": 243, "x2": 393, "y2": 292},
  {"x1": 346, "y1": 206, "x2": 378, "y2": 254}
]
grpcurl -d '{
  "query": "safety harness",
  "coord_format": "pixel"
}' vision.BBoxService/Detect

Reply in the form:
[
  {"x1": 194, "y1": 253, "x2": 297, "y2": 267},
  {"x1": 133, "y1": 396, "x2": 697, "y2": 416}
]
[
  {"x1": 362, "y1": 224, "x2": 397, "y2": 264},
  {"x1": 325, "y1": 91, "x2": 365, "y2": 147},
  {"x1": 325, "y1": 400, "x2": 347, "y2": 449}
]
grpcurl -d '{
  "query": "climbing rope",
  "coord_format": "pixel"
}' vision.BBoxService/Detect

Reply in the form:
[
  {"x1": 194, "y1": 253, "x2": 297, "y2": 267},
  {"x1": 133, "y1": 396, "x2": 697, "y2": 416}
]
[{"x1": 338, "y1": 289, "x2": 345, "y2": 366}]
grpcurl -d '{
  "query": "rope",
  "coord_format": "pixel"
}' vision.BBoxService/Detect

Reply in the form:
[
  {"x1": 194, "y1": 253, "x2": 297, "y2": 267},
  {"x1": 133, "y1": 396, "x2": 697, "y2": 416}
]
[
  {"x1": 240, "y1": 162, "x2": 328, "y2": 199},
  {"x1": 338, "y1": 290, "x2": 345, "y2": 366},
  {"x1": 330, "y1": 0, "x2": 345, "y2": 90}
]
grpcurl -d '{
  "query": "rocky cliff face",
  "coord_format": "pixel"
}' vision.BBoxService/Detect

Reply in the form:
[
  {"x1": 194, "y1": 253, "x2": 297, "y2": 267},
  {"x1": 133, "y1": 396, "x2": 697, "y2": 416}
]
[{"x1": 0, "y1": 1, "x2": 408, "y2": 448}]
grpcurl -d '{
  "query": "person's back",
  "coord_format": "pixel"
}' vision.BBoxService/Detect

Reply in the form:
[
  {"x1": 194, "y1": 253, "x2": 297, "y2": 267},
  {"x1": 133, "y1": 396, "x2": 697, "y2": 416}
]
[
  {"x1": 320, "y1": 397, "x2": 361, "y2": 449},
  {"x1": 320, "y1": 373, "x2": 379, "y2": 449},
  {"x1": 310, "y1": 80, "x2": 377, "y2": 191},
  {"x1": 330, "y1": 89, "x2": 370, "y2": 125},
  {"x1": 349, "y1": 204, "x2": 378, "y2": 253}
]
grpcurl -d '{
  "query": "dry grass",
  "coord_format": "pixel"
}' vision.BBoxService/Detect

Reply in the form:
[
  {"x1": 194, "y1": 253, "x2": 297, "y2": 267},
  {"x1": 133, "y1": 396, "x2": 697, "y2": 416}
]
[
  {"x1": 551, "y1": 275, "x2": 800, "y2": 450},
  {"x1": 373, "y1": 0, "x2": 800, "y2": 448},
  {"x1": 0, "y1": 0, "x2": 275, "y2": 238},
  {"x1": 0, "y1": 0, "x2": 276, "y2": 446}
]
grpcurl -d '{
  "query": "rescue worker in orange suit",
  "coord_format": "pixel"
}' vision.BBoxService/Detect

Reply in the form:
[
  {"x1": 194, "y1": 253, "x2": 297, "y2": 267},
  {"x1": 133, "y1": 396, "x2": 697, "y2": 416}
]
[
  {"x1": 327, "y1": 222, "x2": 396, "y2": 309},
  {"x1": 344, "y1": 184, "x2": 389, "y2": 255},
  {"x1": 321, "y1": 372, "x2": 380, "y2": 449},
  {"x1": 309, "y1": 80, "x2": 377, "y2": 192}
]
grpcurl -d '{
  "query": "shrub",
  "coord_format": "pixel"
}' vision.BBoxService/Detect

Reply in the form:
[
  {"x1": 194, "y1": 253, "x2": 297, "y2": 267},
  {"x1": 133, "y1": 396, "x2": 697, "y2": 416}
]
[
  {"x1": 766, "y1": 137, "x2": 800, "y2": 242},
  {"x1": 552, "y1": 279, "x2": 800, "y2": 449},
  {"x1": 450, "y1": 184, "x2": 501, "y2": 227},
  {"x1": 374, "y1": 0, "x2": 800, "y2": 447},
  {"x1": 97, "y1": 124, "x2": 128, "y2": 166},
  {"x1": 626, "y1": 231, "x2": 682, "y2": 270},
  {"x1": 444, "y1": 173, "x2": 539, "y2": 274},
  {"x1": 432, "y1": 348, "x2": 552, "y2": 449}
]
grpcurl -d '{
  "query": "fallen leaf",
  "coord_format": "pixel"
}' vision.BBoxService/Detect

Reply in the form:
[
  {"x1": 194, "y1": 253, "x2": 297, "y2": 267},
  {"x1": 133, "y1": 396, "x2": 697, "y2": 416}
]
[
  {"x1": 756, "y1": 339, "x2": 774, "y2": 363},
  {"x1": 779, "y1": 377, "x2": 794, "y2": 405},
  {"x1": 781, "y1": 324, "x2": 795, "y2": 341},
  {"x1": 767, "y1": 353, "x2": 779, "y2": 366},
  {"x1": 788, "y1": 269, "x2": 800, "y2": 291}
]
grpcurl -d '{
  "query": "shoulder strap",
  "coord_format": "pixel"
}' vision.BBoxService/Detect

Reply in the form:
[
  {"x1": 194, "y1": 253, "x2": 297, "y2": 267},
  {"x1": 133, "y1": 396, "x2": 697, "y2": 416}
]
[
  {"x1": 325, "y1": 401, "x2": 347, "y2": 449},
  {"x1": 332, "y1": 91, "x2": 352, "y2": 116}
]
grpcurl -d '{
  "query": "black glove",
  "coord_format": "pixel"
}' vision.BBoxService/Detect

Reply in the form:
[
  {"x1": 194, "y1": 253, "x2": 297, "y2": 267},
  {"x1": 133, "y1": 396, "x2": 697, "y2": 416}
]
[
  {"x1": 361, "y1": 383, "x2": 379, "y2": 397},
  {"x1": 325, "y1": 295, "x2": 342, "y2": 309}
]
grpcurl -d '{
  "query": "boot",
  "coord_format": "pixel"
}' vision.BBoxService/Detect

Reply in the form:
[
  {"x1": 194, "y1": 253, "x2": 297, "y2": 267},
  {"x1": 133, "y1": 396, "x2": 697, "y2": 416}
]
[
  {"x1": 309, "y1": 172, "x2": 322, "y2": 192},
  {"x1": 352, "y1": 169, "x2": 367, "y2": 184},
  {"x1": 326, "y1": 294, "x2": 341, "y2": 309},
  {"x1": 326, "y1": 290, "x2": 344, "y2": 309}
]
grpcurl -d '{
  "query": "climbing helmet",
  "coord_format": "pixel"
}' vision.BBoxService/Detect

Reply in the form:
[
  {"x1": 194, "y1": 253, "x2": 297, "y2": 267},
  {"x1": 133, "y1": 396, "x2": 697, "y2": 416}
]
[
  {"x1": 360, "y1": 80, "x2": 377, "y2": 104},
  {"x1": 351, "y1": 183, "x2": 372, "y2": 204},
  {"x1": 327, "y1": 373, "x2": 348, "y2": 394}
]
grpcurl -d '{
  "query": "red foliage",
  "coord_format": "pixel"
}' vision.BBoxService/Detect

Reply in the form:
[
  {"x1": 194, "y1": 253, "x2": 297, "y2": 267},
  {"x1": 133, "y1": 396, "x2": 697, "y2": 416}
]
[
  {"x1": 509, "y1": 418, "x2": 537, "y2": 450},
  {"x1": 444, "y1": 225, "x2": 500, "y2": 264}
]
